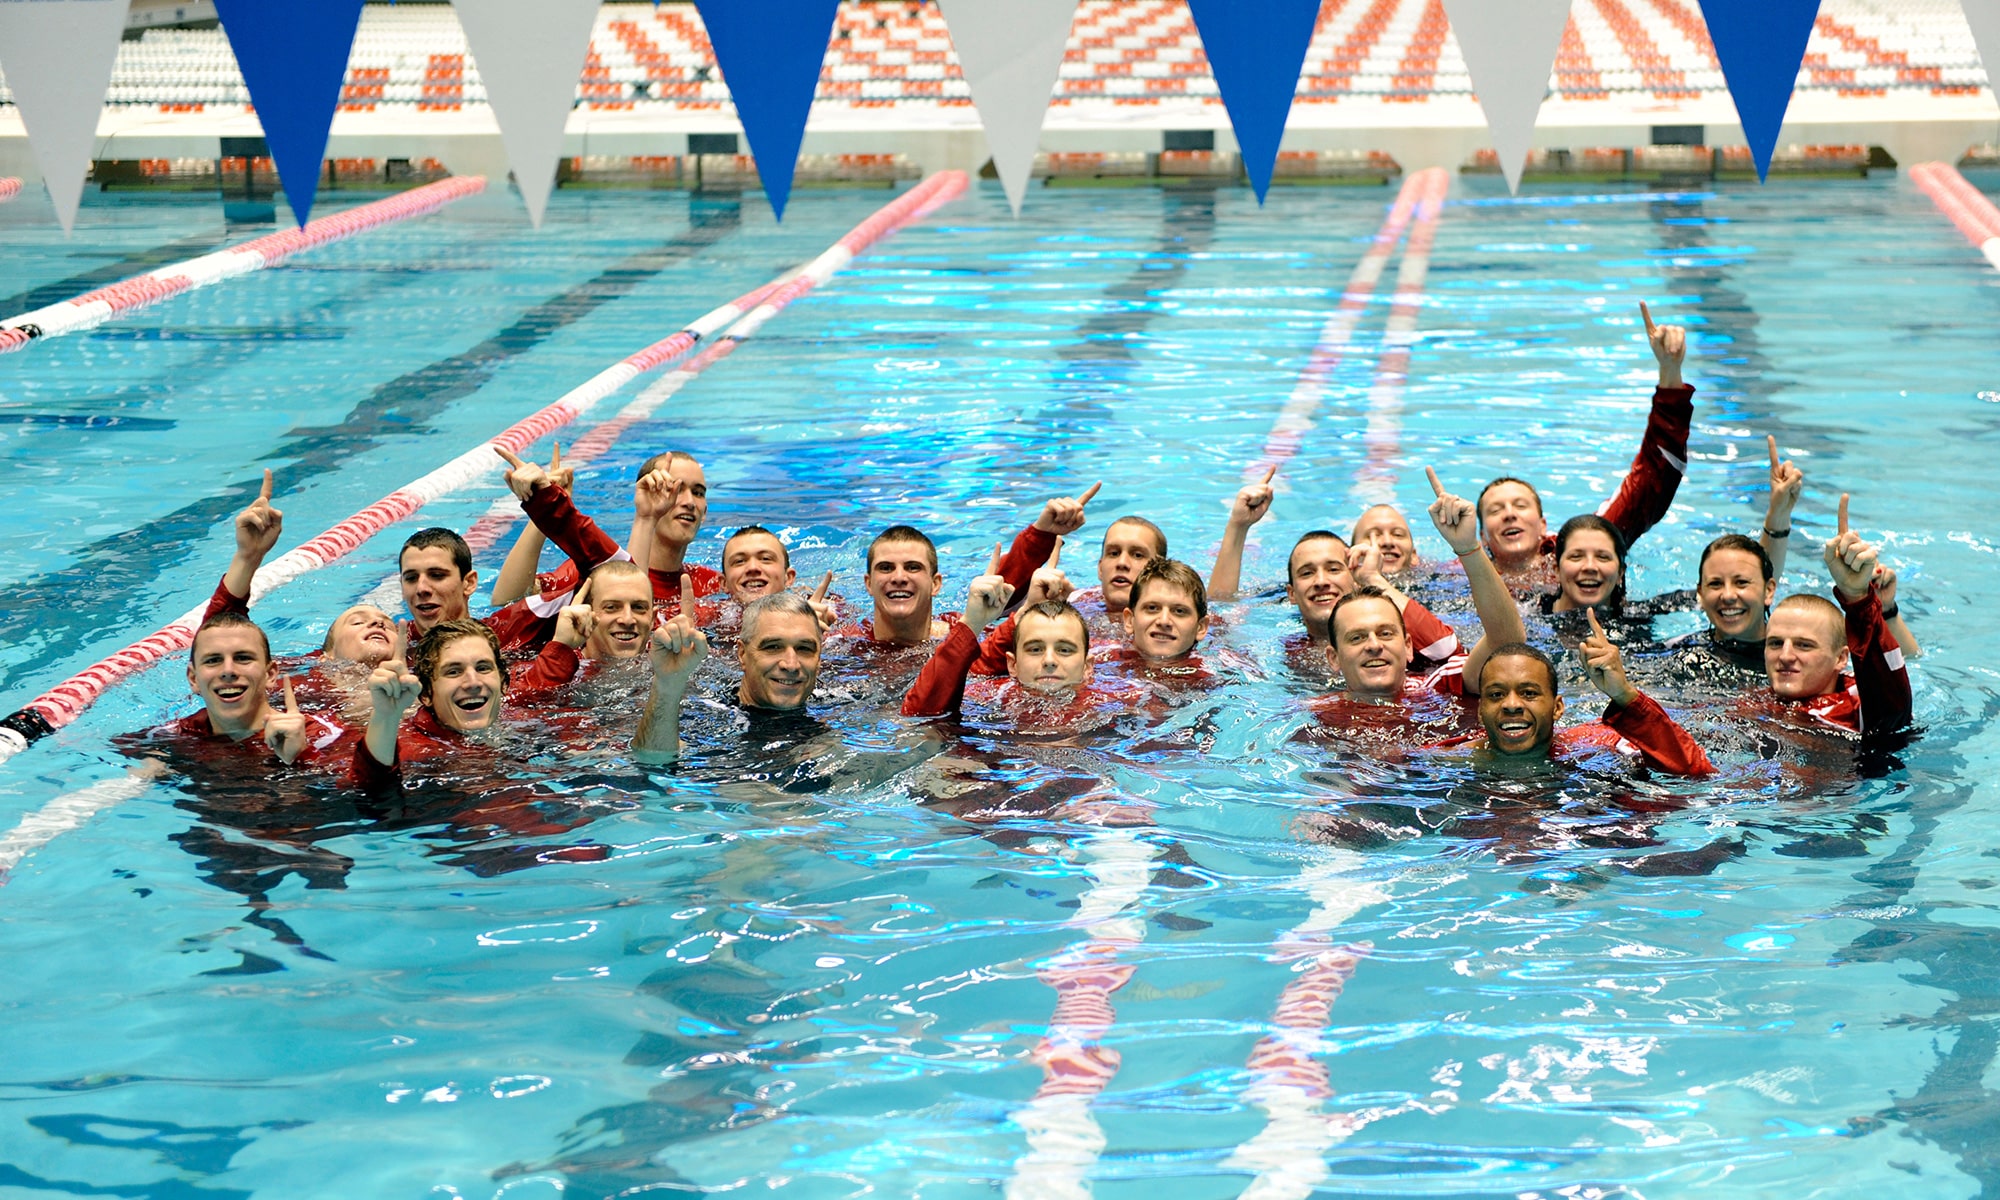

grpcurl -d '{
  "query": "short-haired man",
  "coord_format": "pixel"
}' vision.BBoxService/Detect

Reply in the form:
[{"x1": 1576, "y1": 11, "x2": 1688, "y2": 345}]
[
  {"x1": 509, "y1": 560, "x2": 659, "y2": 692},
  {"x1": 635, "y1": 583, "x2": 826, "y2": 762},
  {"x1": 1756, "y1": 495, "x2": 1913, "y2": 738},
  {"x1": 980, "y1": 483, "x2": 1162, "y2": 644},
  {"x1": 118, "y1": 613, "x2": 342, "y2": 769},
  {"x1": 1351, "y1": 504, "x2": 1421, "y2": 578},
  {"x1": 1477, "y1": 304, "x2": 1695, "y2": 589}
]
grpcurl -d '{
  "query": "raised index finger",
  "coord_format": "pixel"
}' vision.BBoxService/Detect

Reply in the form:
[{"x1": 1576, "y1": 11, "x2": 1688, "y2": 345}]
[
  {"x1": 281, "y1": 676, "x2": 297, "y2": 711},
  {"x1": 1639, "y1": 301, "x2": 1656, "y2": 335},
  {"x1": 679, "y1": 571, "x2": 696, "y2": 618},
  {"x1": 985, "y1": 541, "x2": 1004, "y2": 577},
  {"x1": 256, "y1": 468, "x2": 274, "y2": 505},
  {"x1": 1838, "y1": 492, "x2": 1851, "y2": 536},
  {"x1": 1766, "y1": 434, "x2": 1780, "y2": 470},
  {"x1": 1424, "y1": 465, "x2": 1445, "y2": 498},
  {"x1": 575, "y1": 576, "x2": 593, "y2": 607},
  {"x1": 549, "y1": 442, "x2": 563, "y2": 471},
  {"x1": 1077, "y1": 482, "x2": 1103, "y2": 507},
  {"x1": 1048, "y1": 537, "x2": 1063, "y2": 569},
  {"x1": 812, "y1": 570, "x2": 833, "y2": 601},
  {"x1": 1586, "y1": 606, "x2": 1607, "y2": 640},
  {"x1": 1260, "y1": 464, "x2": 1278, "y2": 486},
  {"x1": 493, "y1": 445, "x2": 525, "y2": 470}
]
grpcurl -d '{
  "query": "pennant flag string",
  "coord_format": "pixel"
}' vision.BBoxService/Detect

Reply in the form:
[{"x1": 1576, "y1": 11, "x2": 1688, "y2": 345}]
[{"x1": 213, "y1": 0, "x2": 367, "y2": 226}]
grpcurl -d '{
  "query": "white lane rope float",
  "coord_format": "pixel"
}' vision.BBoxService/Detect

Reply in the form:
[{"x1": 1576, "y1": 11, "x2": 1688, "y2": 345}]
[
  {"x1": 1005, "y1": 827, "x2": 1161, "y2": 1200},
  {"x1": 0, "y1": 176, "x2": 487, "y2": 355},
  {"x1": 0, "y1": 171, "x2": 968, "y2": 794}
]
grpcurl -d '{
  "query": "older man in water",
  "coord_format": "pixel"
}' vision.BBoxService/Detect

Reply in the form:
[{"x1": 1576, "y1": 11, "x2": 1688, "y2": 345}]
[{"x1": 635, "y1": 580, "x2": 824, "y2": 762}]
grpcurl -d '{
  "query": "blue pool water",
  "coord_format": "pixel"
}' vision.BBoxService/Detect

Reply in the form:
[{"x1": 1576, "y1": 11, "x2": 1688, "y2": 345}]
[{"x1": 1, "y1": 173, "x2": 1998, "y2": 1198}]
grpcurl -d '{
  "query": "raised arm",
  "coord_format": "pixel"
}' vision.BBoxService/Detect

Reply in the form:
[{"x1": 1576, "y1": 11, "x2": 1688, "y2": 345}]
[
  {"x1": 1581, "y1": 608, "x2": 1715, "y2": 775},
  {"x1": 490, "y1": 444, "x2": 574, "y2": 606},
  {"x1": 497, "y1": 445, "x2": 624, "y2": 576},
  {"x1": 1209, "y1": 465, "x2": 1276, "y2": 601},
  {"x1": 1429, "y1": 467, "x2": 1526, "y2": 690},
  {"x1": 997, "y1": 483, "x2": 1096, "y2": 602},
  {"x1": 1760, "y1": 435, "x2": 1803, "y2": 581},
  {"x1": 359, "y1": 631, "x2": 420, "y2": 782},
  {"x1": 905, "y1": 546, "x2": 1012, "y2": 716},
  {"x1": 635, "y1": 576, "x2": 708, "y2": 763},
  {"x1": 216, "y1": 469, "x2": 284, "y2": 615},
  {"x1": 627, "y1": 468, "x2": 676, "y2": 575},
  {"x1": 1599, "y1": 302, "x2": 1695, "y2": 546},
  {"x1": 1872, "y1": 562, "x2": 1920, "y2": 659},
  {"x1": 1825, "y1": 494, "x2": 1914, "y2": 737}
]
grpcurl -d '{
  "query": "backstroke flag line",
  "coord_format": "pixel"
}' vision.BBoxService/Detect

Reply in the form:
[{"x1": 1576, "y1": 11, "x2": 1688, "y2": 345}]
[
  {"x1": 1185, "y1": 0, "x2": 1322, "y2": 203},
  {"x1": 213, "y1": 0, "x2": 365, "y2": 226},
  {"x1": 1441, "y1": 0, "x2": 1574, "y2": 194},
  {"x1": 937, "y1": 0, "x2": 1077, "y2": 216},
  {"x1": 695, "y1": 0, "x2": 841, "y2": 219},
  {"x1": 1699, "y1": 0, "x2": 1822, "y2": 182},
  {"x1": 0, "y1": 0, "x2": 131, "y2": 234},
  {"x1": 452, "y1": 0, "x2": 604, "y2": 228}
]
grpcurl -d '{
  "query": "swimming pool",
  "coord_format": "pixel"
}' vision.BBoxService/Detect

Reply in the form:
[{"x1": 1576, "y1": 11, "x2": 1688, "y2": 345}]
[{"x1": 1, "y1": 172, "x2": 1997, "y2": 1198}]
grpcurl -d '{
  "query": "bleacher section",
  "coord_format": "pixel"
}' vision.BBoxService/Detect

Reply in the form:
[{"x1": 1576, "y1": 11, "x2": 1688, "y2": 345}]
[{"x1": 0, "y1": 0, "x2": 1988, "y2": 115}]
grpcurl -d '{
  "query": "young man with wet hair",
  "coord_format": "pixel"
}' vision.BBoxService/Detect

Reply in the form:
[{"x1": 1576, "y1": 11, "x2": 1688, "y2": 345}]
[
  {"x1": 1116, "y1": 558, "x2": 1213, "y2": 674},
  {"x1": 120, "y1": 612, "x2": 338, "y2": 768},
  {"x1": 635, "y1": 583, "x2": 826, "y2": 762},
  {"x1": 985, "y1": 482, "x2": 1159, "y2": 641},
  {"x1": 844, "y1": 525, "x2": 951, "y2": 647},
  {"x1": 1477, "y1": 303, "x2": 1695, "y2": 589},
  {"x1": 1758, "y1": 495, "x2": 1913, "y2": 738},
  {"x1": 1464, "y1": 628, "x2": 1713, "y2": 776}
]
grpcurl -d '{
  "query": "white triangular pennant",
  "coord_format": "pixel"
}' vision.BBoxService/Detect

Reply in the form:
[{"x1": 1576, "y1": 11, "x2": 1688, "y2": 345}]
[
  {"x1": 1964, "y1": 0, "x2": 2000, "y2": 101},
  {"x1": 0, "y1": 0, "x2": 130, "y2": 233},
  {"x1": 938, "y1": 0, "x2": 1077, "y2": 216},
  {"x1": 452, "y1": 0, "x2": 602, "y2": 227},
  {"x1": 1441, "y1": 0, "x2": 1574, "y2": 194}
]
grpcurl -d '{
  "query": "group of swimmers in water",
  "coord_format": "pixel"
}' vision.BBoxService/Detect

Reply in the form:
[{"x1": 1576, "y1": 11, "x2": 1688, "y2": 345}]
[{"x1": 143, "y1": 302, "x2": 1915, "y2": 805}]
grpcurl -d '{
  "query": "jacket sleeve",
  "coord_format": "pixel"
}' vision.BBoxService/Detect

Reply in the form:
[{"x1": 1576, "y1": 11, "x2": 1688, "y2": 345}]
[
  {"x1": 512, "y1": 641, "x2": 580, "y2": 701},
  {"x1": 1603, "y1": 691, "x2": 1715, "y2": 776},
  {"x1": 483, "y1": 601, "x2": 552, "y2": 655},
  {"x1": 1598, "y1": 384, "x2": 1695, "y2": 547},
  {"x1": 903, "y1": 622, "x2": 981, "y2": 717},
  {"x1": 202, "y1": 575, "x2": 248, "y2": 622},
  {"x1": 996, "y1": 524, "x2": 1059, "y2": 610},
  {"x1": 971, "y1": 614, "x2": 1015, "y2": 676},
  {"x1": 1401, "y1": 598, "x2": 1460, "y2": 663},
  {"x1": 351, "y1": 735, "x2": 400, "y2": 790},
  {"x1": 522, "y1": 485, "x2": 623, "y2": 578},
  {"x1": 1840, "y1": 586, "x2": 1913, "y2": 737}
]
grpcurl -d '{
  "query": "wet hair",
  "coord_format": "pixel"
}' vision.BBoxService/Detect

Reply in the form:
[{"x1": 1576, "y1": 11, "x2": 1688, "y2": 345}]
[
  {"x1": 413, "y1": 618, "x2": 508, "y2": 701},
  {"x1": 1554, "y1": 514, "x2": 1629, "y2": 610},
  {"x1": 401, "y1": 527, "x2": 473, "y2": 577},
  {"x1": 867, "y1": 525, "x2": 939, "y2": 574},
  {"x1": 1329, "y1": 586, "x2": 1407, "y2": 638},
  {"x1": 1127, "y1": 557, "x2": 1208, "y2": 620},
  {"x1": 1102, "y1": 515, "x2": 1168, "y2": 557},
  {"x1": 1698, "y1": 533, "x2": 1774, "y2": 585},
  {"x1": 1012, "y1": 599, "x2": 1091, "y2": 653},
  {"x1": 725, "y1": 525, "x2": 791, "y2": 570},
  {"x1": 637, "y1": 450, "x2": 699, "y2": 479},
  {"x1": 741, "y1": 591, "x2": 822, "y2": 646},
  {"x1": 1478, "y1": 642, "x2": 1559, "y2": 691},
  {"x1": 1288, "y1": 530, "x2": 1350, "y2": 578},
  {"x1": 1477, "y1": 476, "x2": 1545, "y2": 524},
  {"x1": 191, "y1": 611, "x2": 270, "y2": 663},
  {"x1": 587, "y1": 559, "x2": 651, "y2": 590},
  {"x1": 1773, "y1": 593, "x2": 1845, "y2": 643}
]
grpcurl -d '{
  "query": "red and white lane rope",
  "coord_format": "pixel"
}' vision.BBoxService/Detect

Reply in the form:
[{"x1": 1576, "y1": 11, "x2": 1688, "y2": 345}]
[
  {"x1": 0, "y1": 176, "x2": 486, "y2": 355},
  {"x1": 1225, "y1": 853, "x2": 1393, "y2": 1199},
  {"x1": 1350, "y1": 167, "x2": 1450, "y2": 508},
  {"x1": 0, "y1": 172, "x2": 969, "y2": 769},
  {"x1": 0, "y1": 178, "x2": 21, "y2": 204},
  {"x1": 1004, "y1": 828, "x2": 1160, "y2": 1200},
  {"x1": 1247, "y1": 167, "x2": 1447, "y2": 484},
  {"x1": 1911, "y1": 161, "x2": 2000, "y2": 272}
]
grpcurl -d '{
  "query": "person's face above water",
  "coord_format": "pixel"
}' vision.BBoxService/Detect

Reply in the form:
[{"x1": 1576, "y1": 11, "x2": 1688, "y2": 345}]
[
  {"x1": 1699, "y1": 548, "x2": 1775, "y2": 641},
  {"x1": 326, "y1": 605, "x2": 397, "y2": 665},
  {"x1": 1286, "y1": 537, "x2": 1353, "y2": 629},
  {"x1": 1122, "y1": 579, "x2": 1207, "y2": 663},
  {"x1": 1764, "y1": 606, "x2": 1847, "y2": 700},
  {"x1": 1329, "y1": 596, "x2": 1409, "y2": 698},
  {"x1": 866, "y1": 540, "x2": 941, "y2": 623},
  {"x1": 737, "y1": 611, "x2": 821, "y2": 710},
  {"x1": 188, "y1": 626, "x2": 273, "y2": 730},
  {"x1": 658, "y1": 457, "x2": 709, "y2": 548},
  {"x1": 1352, "y1": 505, "x2": 1417, "y2": 574},
  {"x1": 722, "y1": 532, "x2": 795, "y2": 604},
  {"x1": 426, "y1": 635, "x2": 504, "y2": 733},
  {"x1": 1097, "y1": 521, "x2": 1160, "y2": 612},
  {"x1": 1557, "y1": 529, "x2": 1622, "y2": 609},
  {"x1": 1480, "y1": 482, "x2": 1547, "y2": 563},
  {"x1": 586, "y1": 574, "x2": 656, "y2": 660},
  {"x1": 399, "y1": 547, "x2": 476, "y2": 633},
  {"x1": 1007, "y1": 610, "x2": 1090, "y2": 694},
  {"x1": 1478, "y1": 654, "x2": 1564, "y2": 757}
]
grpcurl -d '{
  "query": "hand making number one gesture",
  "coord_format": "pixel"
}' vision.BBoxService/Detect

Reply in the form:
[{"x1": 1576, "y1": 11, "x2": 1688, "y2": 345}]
[
  {"x1": 808, "y1": 571, "x2": 838, "y2": 630},
  {"x1": 262, "y1": 676, "x2": 307, "y2": 764},
  {"x1": 1425, "y1": 466, "x2": 1480, "y2": 556},
  {"x1": 236, "y1": 469, "x2": 284, "y2": 561},
  {"x1": 1641, "y1": 301, "x2": 1686, "y2": 389},
  {"x1": 1026, "y1": 536, "x2": 1073, "y2": 605},
  {"x1": 1228, "y1": 465, "x2": 1278, "y2": 530},
  {"x1": 650, "y1": 574, "x2": 710, "y2": 685},
  {"x1": 555, "y1": 578, "x2": 597, "y2": 650},
  {"x1": 1578, "y1": 607, "x2": 1639, "y2": 707},
  {"x1": 1824, "y1": 492, "x2": 1880, "y2": 601},
  {"x1": 963, "y1": 543, "x2": 1017, "y2": 634},
  {"x1": 494, "y1": 443, "x2": 567, "y2": 502},
  {"x1": 1035, "y1": 482, "x2": 1103, "y2": 536}
]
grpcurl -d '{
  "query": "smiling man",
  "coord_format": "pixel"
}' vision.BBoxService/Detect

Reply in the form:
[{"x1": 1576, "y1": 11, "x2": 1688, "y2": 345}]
[
  {"x1": 1466, "y1": 630, "x2": 1712, "y2": 776},
  {"x1": 635, "y1": 584, "x2": 826, "y2": 762}
]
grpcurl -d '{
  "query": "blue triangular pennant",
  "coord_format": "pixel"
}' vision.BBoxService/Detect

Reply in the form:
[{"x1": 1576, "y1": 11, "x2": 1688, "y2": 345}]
[
  {"x1": 1699, "y1": 0, "x2": 1822, "y2": 182},
  {"x1": 694, "y1": 0, "x2": 841, "y2": 219},
  {"x1": 1185, "y1": 0, "x2": 1321, "y2": 203},
  {"x1": 213, "y1": 0, "x2": 366, "y2": 225}
]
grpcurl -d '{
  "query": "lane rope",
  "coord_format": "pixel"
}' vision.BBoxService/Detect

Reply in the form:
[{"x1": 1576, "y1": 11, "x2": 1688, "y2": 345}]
[
  {"x1": 0, "y1": 178, "x2": 20, "y2": 204},
  {"x1": 1910, "y1": 161, "x2": 2000, "y2": 273},
  {"x1": 0, "y1": 172, "x2": 969, "y2": 772},
  {"x1": 1247, "y1": 167, "x2": 1448, "y2": 484},
  {"x1": 0, "y1": 176, "x2": 487, "y2": 355},
  {"x1": 1350, "y1": 167, "x2": 1450, "y2": 508}
]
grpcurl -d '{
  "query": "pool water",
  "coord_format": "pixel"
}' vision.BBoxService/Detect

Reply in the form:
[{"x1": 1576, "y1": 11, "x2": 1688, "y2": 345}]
[{"x1": 1, "y1": 173, "x2": 1998, "y2": 1199}]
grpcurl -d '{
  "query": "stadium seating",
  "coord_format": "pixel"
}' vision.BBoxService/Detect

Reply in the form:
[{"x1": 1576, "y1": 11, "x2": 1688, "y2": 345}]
[{"x1": 0, "y1": 0, "x2": 1988, "y2": 116}]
